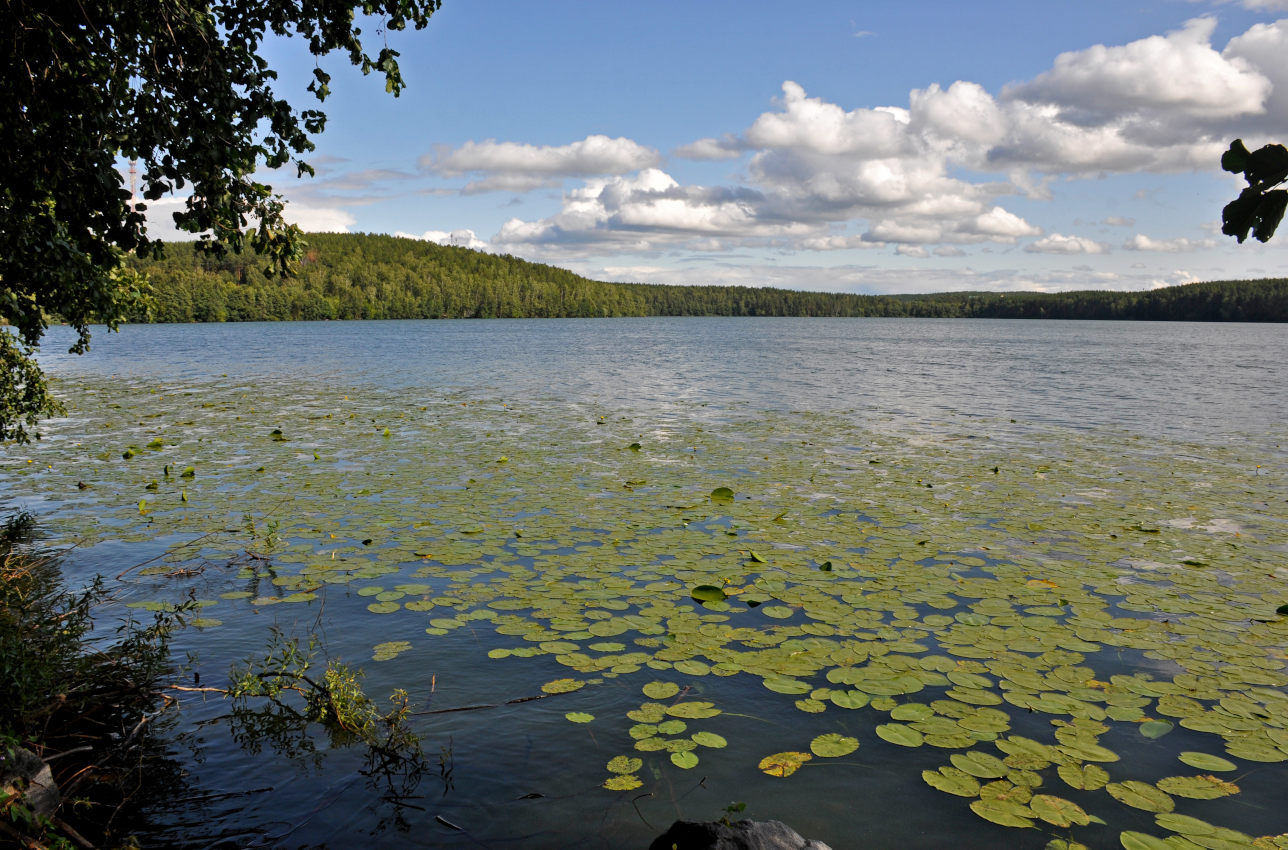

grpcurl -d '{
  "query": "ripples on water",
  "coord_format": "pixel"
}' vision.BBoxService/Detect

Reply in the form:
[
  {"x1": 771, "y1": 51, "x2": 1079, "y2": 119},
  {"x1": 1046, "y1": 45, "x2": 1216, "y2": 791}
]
[
  {"x1": 19, "y1": 318, "x2": 1288, "y2": 848},
  {"x1": 37, "y1": 317, "x2": 1287, "y2": 440}
]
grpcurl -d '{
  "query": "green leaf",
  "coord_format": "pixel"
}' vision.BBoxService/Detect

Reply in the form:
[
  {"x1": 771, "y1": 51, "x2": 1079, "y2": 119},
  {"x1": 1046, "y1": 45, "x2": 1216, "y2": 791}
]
[
  {"x1": 710, "y1": 486, "x2": 734, "y2": 501},
  {"x1": 1221, "y1": 139, "x2": 1250, "y2": 174},
  {"x1": 1119, "y1": 832, "x2": 1174, "y2": 850},
  {"x1": 809, "y1": 733, "x2": 858, "y2": 758},
  {"x1": 1028, "y1": 794, "x2": 1090, "y2": 827},
  {"x1": 1155, "y1": 774, "x2": 1238, "y2": 799},
  {"x1": 642, "y1": 681, "x2": 680, "y2": 700},
  {"x1": 922, "y1": 767, "x2": 981, "y2": 797},
  {"x1": 969, "y1": 798, "x2": 1035, "y2": 828},
  {"x1": 691, "y1": 584, "x2": 727, "y2": 602},
  {"x1": 1105, "y1": 781, "x2": 1174, "y2": 813},
  {"x1": 1176, "y1": 752, "x2": 1237, "y2": 772},
  {"x1": 565, "y1": 712, "x2": 595, "y2": 724},
  {"x1": 670, "y1": 751, "x2": 699, "y2": 769},
  {"x1": 692, "y1": 731, "x2": 727, "y2": 749},
  {"x1": 603, "y1": 774, "x2": 642, "y2": 791},
  {"x1": 1139, "y1": 720, "x2": 1173, "y2": 739},
  {"x1": 875, "y1": 723, "x2": 924, "y2": 748},
  {"x1": 606, "y1": 755, "x2": 642, "y2": 774}
]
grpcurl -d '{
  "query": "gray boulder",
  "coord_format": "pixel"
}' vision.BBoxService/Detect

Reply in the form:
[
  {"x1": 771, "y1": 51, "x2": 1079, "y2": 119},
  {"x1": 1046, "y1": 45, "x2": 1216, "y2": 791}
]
[
  {"x1": 0, "y1": 747, "x2": 60, "y2": 818},
  {"x1": 649, "y1": 819, "x2": 833, "y2": 850}
]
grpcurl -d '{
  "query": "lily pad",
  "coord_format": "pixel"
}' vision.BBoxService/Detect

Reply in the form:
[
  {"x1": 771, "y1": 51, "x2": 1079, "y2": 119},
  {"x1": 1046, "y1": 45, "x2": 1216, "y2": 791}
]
[
  {"x1": 670, "y1": 751, "x2": 699, "y2": 769},
  {"x1": 1176, "y1": 752, "x2": 1237, "y2": 772},
  {"x1": 606, "y1": 755, "x2": 642, "y2": 774},
  {"x1": 1105, "y1": 781, "x2": 1174, "y2": 813},
  {"x1": 809, "y1": 734, "x2": 859, "y2": 758},
  {"x1": 758, "y1": 751, "x2": 812, "y2": 778},
  {"x1": 875, "y1": 723, "x2": 924, "y2": 748}
]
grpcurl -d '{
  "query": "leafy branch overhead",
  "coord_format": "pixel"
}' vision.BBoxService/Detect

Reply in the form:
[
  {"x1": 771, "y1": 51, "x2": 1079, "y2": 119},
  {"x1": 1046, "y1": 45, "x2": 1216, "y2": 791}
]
[
  {"x1": 0, "y1": 0, "x2": 440, "y2": 442},
  {"x1": 1221, "y1": 139, "x2": 1288, "y2": 244}
]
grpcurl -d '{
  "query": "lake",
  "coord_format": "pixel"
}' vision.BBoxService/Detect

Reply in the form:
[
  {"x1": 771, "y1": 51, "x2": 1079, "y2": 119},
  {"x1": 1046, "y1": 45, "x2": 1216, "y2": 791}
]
[{"x1": 7, "y1": 317, "x2": 1288, "y2": 848}]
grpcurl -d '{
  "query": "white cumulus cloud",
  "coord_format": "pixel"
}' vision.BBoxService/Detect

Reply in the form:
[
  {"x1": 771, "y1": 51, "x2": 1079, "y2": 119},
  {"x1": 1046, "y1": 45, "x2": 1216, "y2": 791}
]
[
  {"x1": 1025, "y1": 234, "x2": 1109, "y2": 254},
  {"x1": 1123, "y1": 234, "x2": 1217, "y2": 252},
  {"x1": 424, "y1": 135, "x2": 661, "y2": 194},
  {"x1": 1007, "y1": 17, "x2": 1270, "y2": 120}
]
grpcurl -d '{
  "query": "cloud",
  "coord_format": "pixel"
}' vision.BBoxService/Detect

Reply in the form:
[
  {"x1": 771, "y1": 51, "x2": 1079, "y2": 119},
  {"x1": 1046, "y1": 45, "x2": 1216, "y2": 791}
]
[
  {"x1": 424, "y1": 135, "x2": 661, "y2": 193},
  {"x1": 481, "y1": 18, "x2": 1288, "y2": 268},
  {"x1": 745, "y1": 81, "x2": 911, "y2": 158},
  {"x1": 1123, "y1": 234, "x2": 1217, "y2": 251},
  {"x1": 1025, "y1": 234, "x2": 1109, "y2": 254},
  {"x1": 284, "y1": 204, "x2": 357, "y2": 233},
  {"x1": 1006, "y1": 18, "x2": 1269, "y2": 121},
  {"x1": 394, "y1": 228, "x2": 490, "y2": 250},
  {"x1": 673, "y1": 135, "x2": 743, "y2": 160},
  {"x1": 1222, "y1": 19, "x2": 1288, "y2": 134}
]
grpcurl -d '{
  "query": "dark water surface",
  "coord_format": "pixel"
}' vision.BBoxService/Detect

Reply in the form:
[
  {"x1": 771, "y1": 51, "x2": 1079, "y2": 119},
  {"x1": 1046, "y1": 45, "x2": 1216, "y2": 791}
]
[{"x1": 9, "y1": 318, "x2": 1287, "y2": 849}]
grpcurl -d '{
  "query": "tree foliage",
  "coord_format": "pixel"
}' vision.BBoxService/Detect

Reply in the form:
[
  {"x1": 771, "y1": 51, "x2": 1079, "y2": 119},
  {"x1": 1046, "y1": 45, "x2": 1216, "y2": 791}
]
[
  {"x1": 129, "y1": 233, "x2": 1288, "y2": 323},
  {"x1": 0, "y1": 0, "x2": 440, "y2": 441},
  {"x1": 1222, "y1": 139, "x2": 1288, "y2": 244}
]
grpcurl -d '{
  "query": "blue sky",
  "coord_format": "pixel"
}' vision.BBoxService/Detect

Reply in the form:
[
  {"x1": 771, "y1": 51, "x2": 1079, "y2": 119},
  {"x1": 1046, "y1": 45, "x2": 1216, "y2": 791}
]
[{"x1": 152, "y1": 0, "x2": 1288, "y2": 293}]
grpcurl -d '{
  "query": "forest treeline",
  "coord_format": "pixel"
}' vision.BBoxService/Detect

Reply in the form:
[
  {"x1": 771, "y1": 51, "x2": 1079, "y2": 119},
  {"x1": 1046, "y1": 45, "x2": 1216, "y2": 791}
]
[{"x1": 124, "y1": 232, "x2": 1288, "y2": 323}]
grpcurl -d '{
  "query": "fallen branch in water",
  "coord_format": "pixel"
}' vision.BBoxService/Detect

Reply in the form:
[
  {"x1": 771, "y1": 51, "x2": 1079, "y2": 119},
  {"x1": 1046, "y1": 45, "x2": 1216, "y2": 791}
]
[{"x1": 413, "y1": 692, "x2": 553, "y2": 716}]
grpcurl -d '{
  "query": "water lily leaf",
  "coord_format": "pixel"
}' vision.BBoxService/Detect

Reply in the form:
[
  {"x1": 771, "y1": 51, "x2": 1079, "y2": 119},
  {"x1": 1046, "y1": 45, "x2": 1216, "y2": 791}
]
[
  {"x1": 828, "y1": 690, "x2": 869, "y2": 710},
  {"x1": 1057, "y1": 739, "x2": 1119, "y2": 763},
  {"x1": 1155, "y1": 775, "x2": 1239, "y2": 799},
  {"x1": 372, "y1": 640, "x2": 412, "y2": 661},
  {"x1": 541, "y1": 678, "x2": 585, "y2": 695},
  {"x1": 691, "y1": 585, "x2": 727, "y2": 602},
  {"x1": 673, "y1": 659, "x2": 710, "y2": 676},
  {"x1": 922, "y1": 766, "x2": 981, "y2": 797},
  {"x1": 1139, "y1": 720, "x2": 1174, "y2": 739},
  {"x1": 1028, "y1": 794, "x2": 1090, "y2": 827},
  {"x1": 810, "y1": 734, "x2": 859, "y2": 758},
  {"x1": 875, "y1": 723, "x2": 924, "y2": 748},
  {"x1": 692, "y1": 731, "x2": 727, "y2": 749},
  {"x1": 666, "y1": 701, "x2": 720, "y2": 719},
  {"x1": 969, "y1": 798, "x2": 1035, "y2": 828},
  {"x1": 710, "y1": 487, "x2": 735, "y2": 502},
  {"x1": 603, "y1": 774, "x2": 642, "y2": 791},
  {"x1": 1057, "y1": 763, "x2": 1109, "y2": 791},
  {"x1": 950, "y1": 751, "x2": 1008, "y2": 779},
  {"x1": 606, "y1": 755, "x2": 642, "y2": 774},
  {"x1": 642, "y1": 681, "x2": 680, "y2": 700},
  {"x1": 763, "y1": 676, "x2": 812, "y2": 695},
  {"x1": 1176, "y1": 752, "x2": 1237, "y2": 772},
  {"x1": 670, "y1": 751, "x2": 699, "y2": 769},
  {"x1": 891, "y1": 703, "x2": 934, "y2": 722},
  {"x1": 1119, "y1": 832, "x2": 1175, "y2": 850},
  {"x1": 366, "y1": 601, "x2": 400, "y2": 614},
  {"x1": 565, "y1": 712, "x2": 595, "y2": 724},
  {"x1": 758, "y1": 751, "x2": 811, "y2": 778},
  {"x1": 1105, "y1": 781, "x2": 1174, "y2": 813}
]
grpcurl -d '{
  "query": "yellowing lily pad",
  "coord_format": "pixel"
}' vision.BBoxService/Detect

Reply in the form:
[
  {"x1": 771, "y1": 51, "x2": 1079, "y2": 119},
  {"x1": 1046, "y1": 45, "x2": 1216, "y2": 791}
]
[{"x1": 758, "y1": 751, "x2": 812, "y2": 778}]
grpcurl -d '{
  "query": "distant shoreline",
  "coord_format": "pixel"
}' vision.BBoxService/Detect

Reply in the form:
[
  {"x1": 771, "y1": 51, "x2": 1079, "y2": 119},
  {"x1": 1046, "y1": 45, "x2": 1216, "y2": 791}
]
[{"x1": 114, "y1": 233, "x2": 1286, "y2": 324}]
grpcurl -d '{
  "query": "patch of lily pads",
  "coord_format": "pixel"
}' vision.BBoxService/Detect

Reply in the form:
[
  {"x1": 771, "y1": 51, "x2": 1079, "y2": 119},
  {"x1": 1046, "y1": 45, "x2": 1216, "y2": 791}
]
[{"x1": 4, "y1": 376, "x2": 1288, "y2": 846}]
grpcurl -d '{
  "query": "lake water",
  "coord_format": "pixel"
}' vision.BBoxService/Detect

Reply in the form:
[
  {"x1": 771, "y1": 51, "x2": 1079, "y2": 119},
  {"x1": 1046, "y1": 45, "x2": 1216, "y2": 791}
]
[{"x1": 9, "y1": 317, "x2": 1288, "y2": 848}]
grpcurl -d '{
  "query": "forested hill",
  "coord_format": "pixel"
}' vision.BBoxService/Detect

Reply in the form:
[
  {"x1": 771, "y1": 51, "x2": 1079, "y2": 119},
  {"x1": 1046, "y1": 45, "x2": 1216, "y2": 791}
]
[{"x1": 128, "y1": 232, "x2": 1288, "y2": 323}]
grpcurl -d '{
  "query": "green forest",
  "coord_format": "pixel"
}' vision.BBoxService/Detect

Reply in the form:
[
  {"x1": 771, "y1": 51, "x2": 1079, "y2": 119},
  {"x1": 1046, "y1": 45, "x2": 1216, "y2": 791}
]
[{"x1": 126, "y1": 232, "x2": 1288, "y2": 323}]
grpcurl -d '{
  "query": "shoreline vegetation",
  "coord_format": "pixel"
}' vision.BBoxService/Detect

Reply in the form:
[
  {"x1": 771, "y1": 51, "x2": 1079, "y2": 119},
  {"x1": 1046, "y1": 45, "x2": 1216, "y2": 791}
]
[{"x1": 124, "y1": 233, "x2": 1287, "y2": 324}]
